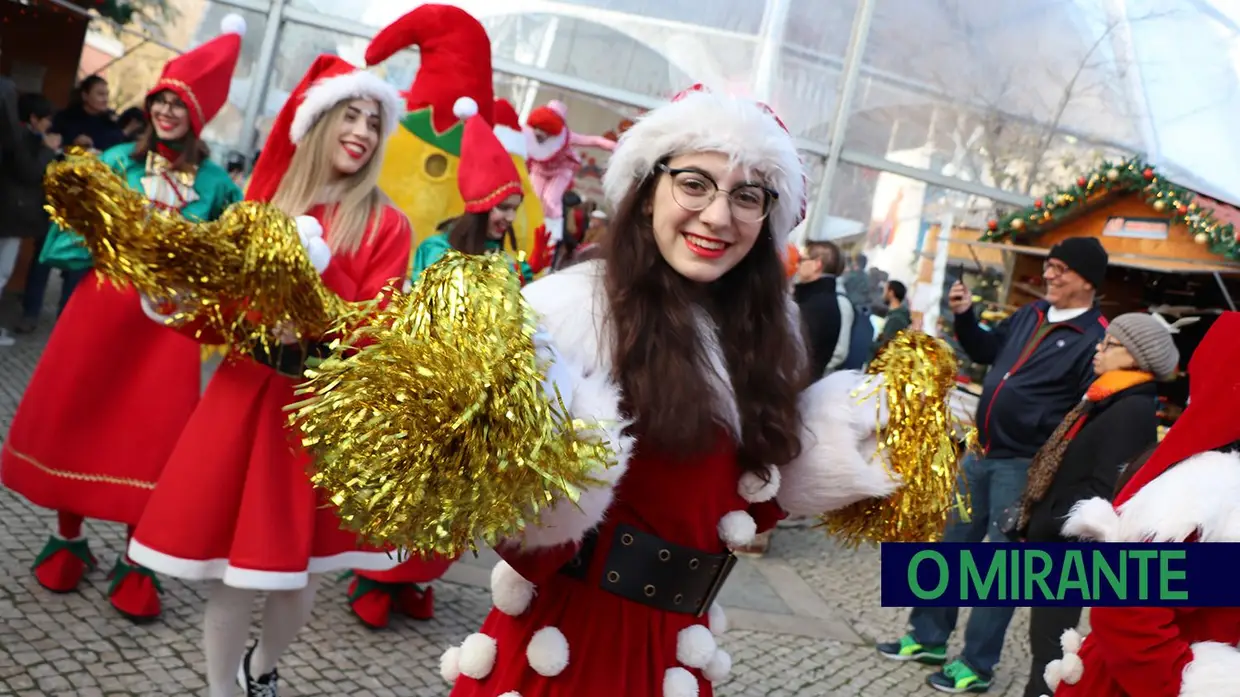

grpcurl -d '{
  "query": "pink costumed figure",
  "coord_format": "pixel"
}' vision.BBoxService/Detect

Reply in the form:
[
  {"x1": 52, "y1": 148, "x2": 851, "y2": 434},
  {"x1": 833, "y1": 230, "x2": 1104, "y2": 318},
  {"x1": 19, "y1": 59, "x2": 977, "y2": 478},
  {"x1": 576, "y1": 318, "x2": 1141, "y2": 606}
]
[{"x1": 524, "y1": 99, "x2": 615, "y2": 245}]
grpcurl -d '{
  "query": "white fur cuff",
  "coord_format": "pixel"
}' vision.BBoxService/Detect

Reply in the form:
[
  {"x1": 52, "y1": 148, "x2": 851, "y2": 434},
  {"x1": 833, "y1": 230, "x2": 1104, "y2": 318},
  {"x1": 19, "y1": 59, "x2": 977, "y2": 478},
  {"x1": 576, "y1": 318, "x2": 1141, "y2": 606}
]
[
  {"x1": 1061, "y1": 497, "x2": 1120, "y2": 542},
  {"x1": 1179, "y1": 642, "x2": 1240, "y2": 697}
]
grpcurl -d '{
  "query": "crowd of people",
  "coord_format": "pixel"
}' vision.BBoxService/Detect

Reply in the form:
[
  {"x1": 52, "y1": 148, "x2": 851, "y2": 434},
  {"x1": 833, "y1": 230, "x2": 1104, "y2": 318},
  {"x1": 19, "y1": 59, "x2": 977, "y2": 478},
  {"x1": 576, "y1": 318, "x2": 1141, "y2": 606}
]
[{"x1": 2, "y1": 4, "x2": 1240, "y2": 697}]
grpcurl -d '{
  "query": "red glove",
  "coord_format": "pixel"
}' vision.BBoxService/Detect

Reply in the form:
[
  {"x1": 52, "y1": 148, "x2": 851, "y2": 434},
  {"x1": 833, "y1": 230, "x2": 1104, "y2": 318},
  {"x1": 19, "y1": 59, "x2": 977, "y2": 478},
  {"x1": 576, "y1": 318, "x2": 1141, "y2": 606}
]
[{"x1": 527, "y1": 224, "x2": 554, "y2": 275}]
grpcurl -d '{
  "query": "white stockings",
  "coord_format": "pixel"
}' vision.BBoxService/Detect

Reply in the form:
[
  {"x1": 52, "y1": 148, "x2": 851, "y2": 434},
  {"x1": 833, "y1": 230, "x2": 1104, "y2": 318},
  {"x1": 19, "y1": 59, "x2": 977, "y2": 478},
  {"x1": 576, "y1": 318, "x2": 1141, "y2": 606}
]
[{"x1": 202, "y1": 575, "x2": 323, "y2": 697}]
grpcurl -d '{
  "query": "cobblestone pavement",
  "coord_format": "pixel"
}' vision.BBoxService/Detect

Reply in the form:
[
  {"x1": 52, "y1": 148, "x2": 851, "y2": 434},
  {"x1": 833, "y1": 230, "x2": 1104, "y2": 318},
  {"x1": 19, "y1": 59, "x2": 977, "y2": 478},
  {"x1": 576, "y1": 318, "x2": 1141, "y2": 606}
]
[{"x1": 1, "y1": 288, "x2": 1042, "y2": 696}]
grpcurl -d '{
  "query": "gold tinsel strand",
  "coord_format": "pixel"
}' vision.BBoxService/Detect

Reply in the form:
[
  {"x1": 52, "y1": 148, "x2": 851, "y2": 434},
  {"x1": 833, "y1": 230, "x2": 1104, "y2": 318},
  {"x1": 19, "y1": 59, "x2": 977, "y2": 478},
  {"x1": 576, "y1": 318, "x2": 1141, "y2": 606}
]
[
  {"x1": 43, "y1": 152, "x2": 364, "y2": 350},
  {"x1": 288, "y1": 251, "x2": 616, "y2": 557},
  {"x1": 820, "y1": 331, "x2": 975, "y2": 547}
]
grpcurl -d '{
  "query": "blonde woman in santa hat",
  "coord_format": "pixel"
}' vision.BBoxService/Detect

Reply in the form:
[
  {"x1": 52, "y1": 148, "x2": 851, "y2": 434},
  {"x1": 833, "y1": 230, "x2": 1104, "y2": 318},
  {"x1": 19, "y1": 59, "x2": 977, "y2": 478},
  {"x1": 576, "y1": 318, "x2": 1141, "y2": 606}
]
[
  {"x1": 438, "y1": 84, "x2": 898, "y2": 697},
  {"x1": 0, "y1": 15, "x2": 246, "y2": 622},
  {"x1": 126, "y1": 54, "x2": 409, "y2": 697},
  {"x1": 343, "y1": 99, "x2": 533, "y2": 630},
  {"x1": 1040, "y1": 312, "x2": 1240, "y2": 697}
]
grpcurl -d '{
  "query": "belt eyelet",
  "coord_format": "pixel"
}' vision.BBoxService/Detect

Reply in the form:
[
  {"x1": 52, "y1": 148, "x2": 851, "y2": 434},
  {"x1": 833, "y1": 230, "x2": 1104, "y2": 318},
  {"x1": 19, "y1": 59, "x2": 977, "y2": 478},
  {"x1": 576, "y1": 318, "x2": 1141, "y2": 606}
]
[
  {"x1": 658, "y1": 549, "x2": 671, "y2": 561},
  {"x1": 688, "y1": 558, "x2": 700, "y2": 570},
  {"x1": 621, "y1": 533, "x2": 634, "y2": 546},
  {"x1": 673, "y1": 593, "x2": 684, "y2": 605},
  {"x1": 643, "y1": 584, "x2": 656, "y2": 597},
  {"x1": 607, "y1": 570, "x2": 620, "y2": 583}
]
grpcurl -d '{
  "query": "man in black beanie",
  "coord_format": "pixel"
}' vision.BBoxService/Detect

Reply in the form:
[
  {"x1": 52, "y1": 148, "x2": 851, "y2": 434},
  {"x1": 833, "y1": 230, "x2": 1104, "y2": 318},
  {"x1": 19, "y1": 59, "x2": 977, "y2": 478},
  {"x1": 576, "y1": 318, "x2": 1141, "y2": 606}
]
[{"x1": 878, "y1": 236, "x2": 1109, "y2": 693}]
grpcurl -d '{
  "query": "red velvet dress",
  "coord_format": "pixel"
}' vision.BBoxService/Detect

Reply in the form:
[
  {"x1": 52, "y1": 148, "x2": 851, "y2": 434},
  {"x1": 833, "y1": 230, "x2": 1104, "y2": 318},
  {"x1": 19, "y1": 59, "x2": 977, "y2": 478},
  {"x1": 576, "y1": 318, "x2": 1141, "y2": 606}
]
[{"x1": 127, "y1": 205, "x2": 412, "y2": 591}]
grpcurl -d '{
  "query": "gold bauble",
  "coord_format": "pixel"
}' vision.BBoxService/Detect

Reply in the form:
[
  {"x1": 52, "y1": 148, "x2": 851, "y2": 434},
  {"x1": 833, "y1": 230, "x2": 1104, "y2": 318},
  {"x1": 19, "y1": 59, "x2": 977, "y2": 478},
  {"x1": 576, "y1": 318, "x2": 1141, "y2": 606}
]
[
  {"x1": 1153, "y1": 200, "x2": 1166, "y2": 212},
  {"x1": 1010, "y1": 218, "x2": 1025, "y2": 230},
  {"x1": 1195, "y1": 232, "x2": 1210, "y2": 245}
]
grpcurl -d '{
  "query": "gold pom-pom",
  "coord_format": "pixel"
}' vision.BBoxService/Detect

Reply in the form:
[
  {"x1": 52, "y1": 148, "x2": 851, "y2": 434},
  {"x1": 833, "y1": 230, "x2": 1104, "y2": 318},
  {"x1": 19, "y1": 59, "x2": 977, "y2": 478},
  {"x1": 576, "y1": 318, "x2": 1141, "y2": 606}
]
[
  {"x1": 42, "y1": 152, "x2": 360, "y2": 350},
  {"x1": 820, "y1": 331, "x2": 975, "y2": 546},
  {"x1": 288, "y1": 250, "x2": 615, "y2": 556}
]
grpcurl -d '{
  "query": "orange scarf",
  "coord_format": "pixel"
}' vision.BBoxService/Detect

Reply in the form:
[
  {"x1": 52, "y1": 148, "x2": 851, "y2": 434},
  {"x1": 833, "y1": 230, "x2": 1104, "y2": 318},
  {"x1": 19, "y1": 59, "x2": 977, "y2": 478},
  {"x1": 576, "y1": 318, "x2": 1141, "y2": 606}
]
[{"x1": 1086, "y1": 369, "x2": 1154, "y2": 403}]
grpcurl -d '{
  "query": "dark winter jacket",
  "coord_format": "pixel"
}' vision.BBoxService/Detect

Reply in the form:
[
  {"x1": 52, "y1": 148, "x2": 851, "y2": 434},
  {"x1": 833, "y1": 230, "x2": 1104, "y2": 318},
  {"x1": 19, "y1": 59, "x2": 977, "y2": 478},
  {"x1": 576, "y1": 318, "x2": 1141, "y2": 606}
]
[
  {"x1": 51, "y1": 105, "x2": 125, "y2": 153},
  {"x1": 1024, "y1": 381, "x2": 1159, "y2": 542},
  {"x1": 873, "y1": 303, "x2": 911, "y2": 357},
  {"x1": 1, "y1": 127, "x2": 57, "y2": 239},
  {"x1": 954, "y1": 300, "x2": 1107, "y2": 459},
  {"x1": 794, "y1": 276, "x2": 843, "y2": 378}
]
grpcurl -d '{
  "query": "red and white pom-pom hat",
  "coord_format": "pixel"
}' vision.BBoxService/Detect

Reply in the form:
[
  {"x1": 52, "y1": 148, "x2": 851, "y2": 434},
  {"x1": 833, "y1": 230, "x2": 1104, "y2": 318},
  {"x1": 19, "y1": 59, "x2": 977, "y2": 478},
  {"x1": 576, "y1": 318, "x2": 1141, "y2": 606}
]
[
  {"x1": 146, "y1": 13, "x2": 247, "y2": 135},
  {"x1": 246, "y1": 54, "x2": 403, "y2": 202},
  {"x1": 602, "y1": 84, "x2": 808, "y2": 245}
]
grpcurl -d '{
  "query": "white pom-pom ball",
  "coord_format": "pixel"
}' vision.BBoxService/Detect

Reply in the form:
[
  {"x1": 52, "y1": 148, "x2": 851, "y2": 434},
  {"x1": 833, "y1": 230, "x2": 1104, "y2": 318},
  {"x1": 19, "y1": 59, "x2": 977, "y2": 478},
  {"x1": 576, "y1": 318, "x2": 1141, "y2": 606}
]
[
  {"x1": 1060, "y1": 628, "x2": 1083, "y2": 655},
  {"x1": 717, "y1": 510, "x2": 757, "y2": 547},
  {"x1": 675, "y1": 624, "x2": 717, "y2": 669},
  {"x1": 491, "y1": 560, "x2": 536, "y2": 616},
  {"x1": 1044, "y1": 659, "x2": 1063, "y2": 691},
  {"x1": 454, "y1": 96, "x2": 479, "y2": 120},
  {"x1": 702, "y1": 649, "x2": 732, "y2": 683},
  {"x1": 707, "y1": 602, "x2": 728, "y2": 636},
  {"x1": 662, "y1": 666, "x2": 699, "y2": 697},
  {"x1": 1059, "y1": 652, "x2": 1084, "y2": 684},
  {"x1": 457, "y1": 633, "x2": 498, "y2": 680},
  {"x1": 439, "y1": 646, "x2": 461, "y2": 683},
  {"x1": 295, "y1": 215, "x2": 324, "y2": 241},
  {"x1": 526, "y1": 626, "x2": 570, "y2": 677},
  {"x1": 220, "y1": 13, "x2": 247, "y2": 37}
]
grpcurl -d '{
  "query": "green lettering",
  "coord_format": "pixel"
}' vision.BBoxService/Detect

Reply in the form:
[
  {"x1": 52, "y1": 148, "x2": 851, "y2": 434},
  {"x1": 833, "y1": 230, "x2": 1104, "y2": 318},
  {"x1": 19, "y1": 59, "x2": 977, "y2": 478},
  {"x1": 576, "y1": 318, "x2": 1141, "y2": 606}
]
[
  {"x1": 1092, "y1": 549, "x2": 1126, "y2": 599},
  {"x1": 909, "y1": 551, "x2": 949, "y2": 600},
  {"x1": 961, "y1": 550, "x2": 1004, "y2": 601},
  {"x1": 1023, "y1": 550, "x2": 1054, "y2": 600},
  {"x1": 1159, "y1": 550, "x2": 1188, "y2": 601},
  {"x1": 1009, "y1": 548, "x2": 1018, "y2": 600},
  {"x1": 1057, "y1": 550, "x2": 1091, "y2": 601},
  {"x1": 1130, "y1": 550, "x2": 1158, "y2": 600}
]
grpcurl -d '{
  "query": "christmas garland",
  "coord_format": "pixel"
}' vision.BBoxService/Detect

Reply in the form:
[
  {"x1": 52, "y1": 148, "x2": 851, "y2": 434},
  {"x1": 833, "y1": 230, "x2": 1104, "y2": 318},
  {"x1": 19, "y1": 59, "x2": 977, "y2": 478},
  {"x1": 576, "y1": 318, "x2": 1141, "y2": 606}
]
[{"x1": 980, "y1": 157, "x2": 1239, "y2": 260}]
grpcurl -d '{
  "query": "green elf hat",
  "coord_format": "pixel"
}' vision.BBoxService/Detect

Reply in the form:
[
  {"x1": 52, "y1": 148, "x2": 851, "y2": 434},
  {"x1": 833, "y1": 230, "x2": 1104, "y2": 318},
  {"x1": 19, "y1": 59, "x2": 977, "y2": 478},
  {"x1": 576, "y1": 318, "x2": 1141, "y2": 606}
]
[{"x1": 364, "y1": 4, "x2": 496, "y2": 158}]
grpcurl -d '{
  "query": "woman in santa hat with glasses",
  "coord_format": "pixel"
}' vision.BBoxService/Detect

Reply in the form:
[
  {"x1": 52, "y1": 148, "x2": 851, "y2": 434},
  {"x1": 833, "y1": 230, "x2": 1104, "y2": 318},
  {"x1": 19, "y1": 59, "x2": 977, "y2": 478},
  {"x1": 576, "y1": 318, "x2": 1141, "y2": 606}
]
[
  {"x1": 126, "y1": 54, "x2": 409, "y2": 697},
  {"x1": 0, "y1": 15, "x2": 246, "y2": 622},
  {"x1": 436, "y1": 83, "x2": 899, "y2": 697},
  {"x1": 1041, "y1": 312, "x2": 1240, "y2": 697}
]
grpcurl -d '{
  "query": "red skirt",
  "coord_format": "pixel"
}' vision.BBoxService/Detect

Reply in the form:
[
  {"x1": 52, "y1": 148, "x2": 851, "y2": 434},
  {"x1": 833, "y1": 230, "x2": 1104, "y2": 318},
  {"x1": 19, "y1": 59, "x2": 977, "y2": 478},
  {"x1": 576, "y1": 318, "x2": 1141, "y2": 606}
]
[
  {"x1": 128, "y1": 356, "x2": 400, "y2": 590},
  {"x1": 1, "y1": 272, "x2": 201, "y2": 525}
]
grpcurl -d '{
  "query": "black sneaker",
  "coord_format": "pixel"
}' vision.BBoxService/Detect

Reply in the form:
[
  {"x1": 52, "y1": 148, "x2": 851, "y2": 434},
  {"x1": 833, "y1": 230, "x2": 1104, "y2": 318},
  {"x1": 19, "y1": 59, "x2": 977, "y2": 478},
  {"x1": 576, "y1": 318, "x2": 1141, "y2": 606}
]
[
  {"x1": 876, "y1": 633, "x2": 948, "y2": 665},
  {"x1": 926, "y1": 659, "x2": 992, "y2": 693},
  {"x1": 237, "y1": 644, "x2": 279, "y2": 697}
]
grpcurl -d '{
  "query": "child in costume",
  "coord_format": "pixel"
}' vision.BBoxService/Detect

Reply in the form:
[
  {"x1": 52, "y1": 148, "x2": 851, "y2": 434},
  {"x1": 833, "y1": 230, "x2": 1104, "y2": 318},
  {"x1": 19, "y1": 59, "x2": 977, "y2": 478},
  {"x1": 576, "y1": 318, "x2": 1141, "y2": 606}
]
[
  {"x1": 525, "y1": 99, "x2": 616, "y2": 248},
  {"x1": 0, "y1": 15, "x2": 246, "y2": 622},
  {"x1": 126, "y1": 55, "x2": 410, "y2": 697},
  {"x1": 439, "y1": 84, "x2": 900, "y2": 697},
  {"x1": 1042, "y1": 312, "x2": 1240, "y2": 697}
]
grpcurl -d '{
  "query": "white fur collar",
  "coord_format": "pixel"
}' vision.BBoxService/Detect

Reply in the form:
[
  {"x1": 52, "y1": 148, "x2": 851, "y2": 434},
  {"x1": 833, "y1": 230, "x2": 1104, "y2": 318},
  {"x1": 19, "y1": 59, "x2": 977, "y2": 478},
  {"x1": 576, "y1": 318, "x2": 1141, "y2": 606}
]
[
  {"x1": 1062, "y1": 450, "x2": 1240, "y2": 542},
  {"x1": 521, "y1": 260, "x2": 741, "y2": 435}
]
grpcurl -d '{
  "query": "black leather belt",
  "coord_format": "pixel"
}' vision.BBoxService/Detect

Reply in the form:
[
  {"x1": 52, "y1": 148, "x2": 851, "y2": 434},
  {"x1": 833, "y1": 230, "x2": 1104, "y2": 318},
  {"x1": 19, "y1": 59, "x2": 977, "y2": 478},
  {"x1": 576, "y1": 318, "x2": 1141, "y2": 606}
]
[
  {"x1": 560, "y1": 524, "x2": 736, "y2": 617},
  {"x1": 249, "y1": 341, "x2": 333, "y2": 379}
]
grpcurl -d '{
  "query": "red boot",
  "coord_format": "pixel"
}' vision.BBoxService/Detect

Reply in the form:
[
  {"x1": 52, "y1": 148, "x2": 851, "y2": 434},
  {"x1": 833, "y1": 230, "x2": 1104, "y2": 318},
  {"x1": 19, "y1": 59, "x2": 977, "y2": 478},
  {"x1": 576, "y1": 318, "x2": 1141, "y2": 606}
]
[
  {"x1": 397, "y1": 584, "x2": 435, "y2": 620},
  {"x1": 32, "y1": 535, "x2": 96, "y2": 593},
  {"x1": 346, "y1": 573, "x2": 395, "y2": 629},
  {"x1": 107, "y1": 559, "x2": 162, "y2": 623}
]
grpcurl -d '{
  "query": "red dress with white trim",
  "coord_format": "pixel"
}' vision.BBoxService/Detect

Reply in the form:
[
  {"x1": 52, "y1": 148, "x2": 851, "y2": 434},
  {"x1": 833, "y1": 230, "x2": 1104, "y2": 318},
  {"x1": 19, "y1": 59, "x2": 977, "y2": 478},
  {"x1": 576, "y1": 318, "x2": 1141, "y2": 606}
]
[
  {"x1": 127, "y1": 204, "x2": 411, "y2": 591},
  {"x1": 1044, "y1": 312, "x2": 1240, "y2": 697},
  {"x1": 441, "y1": 262, "x2": 898, "y2": 697}
]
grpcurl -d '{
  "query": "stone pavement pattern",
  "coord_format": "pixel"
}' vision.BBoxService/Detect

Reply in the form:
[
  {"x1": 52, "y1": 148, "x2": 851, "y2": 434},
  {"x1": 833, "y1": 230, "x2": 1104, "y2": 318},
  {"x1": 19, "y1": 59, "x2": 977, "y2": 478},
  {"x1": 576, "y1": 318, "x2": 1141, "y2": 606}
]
[{"x1": 0, "y1": 288, "x2": 1040, "y2": 696}]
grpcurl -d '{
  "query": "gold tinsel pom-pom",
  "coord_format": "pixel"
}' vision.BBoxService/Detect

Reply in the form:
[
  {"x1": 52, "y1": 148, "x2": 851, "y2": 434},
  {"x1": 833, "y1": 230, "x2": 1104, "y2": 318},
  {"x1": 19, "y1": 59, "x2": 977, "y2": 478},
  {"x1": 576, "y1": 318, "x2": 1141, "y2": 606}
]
[
  {"x1": 820, "y1": 331, "x2": 975, "y2": 547},
  {"x1": 43, "y1": 152, "x2": 359, "y2": 350},
  {"x1": 288, "y1": 251, "x2": 616, "y2": 557}
]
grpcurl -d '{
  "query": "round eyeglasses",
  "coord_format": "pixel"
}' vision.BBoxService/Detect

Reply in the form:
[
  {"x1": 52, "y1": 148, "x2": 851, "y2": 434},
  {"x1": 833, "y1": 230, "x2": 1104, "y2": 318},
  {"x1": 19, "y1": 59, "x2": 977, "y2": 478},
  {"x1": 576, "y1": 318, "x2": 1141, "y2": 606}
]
[{"x1": 656, "y1": 163, "x2": 777, "y2": 223}]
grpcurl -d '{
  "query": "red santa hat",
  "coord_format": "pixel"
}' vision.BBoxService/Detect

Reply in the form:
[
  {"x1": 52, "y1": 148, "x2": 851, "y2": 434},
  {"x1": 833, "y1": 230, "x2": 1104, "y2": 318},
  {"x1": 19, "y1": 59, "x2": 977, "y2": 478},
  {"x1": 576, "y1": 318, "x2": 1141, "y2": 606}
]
[
  {"x1": 602, "y1": 84, "x2": 807, "y2": 246},
  {"x1": 492, "y1": 98, "x2": 526, "y2": 158},
  {"x1": 246, "y1": 54, "x2": 403, "y2": 203},
  {"x1": 526, "y1": 100, "x2": 567, "y2": 136},
  {"x1": 146, "y1": 13, "x2": 246, "y2": 135},
  {"x1": 364, "y1": 4, "x2": 494, "y2": 157},
  {"x1": 456, "y1": 100, "x2": 522, "y2": 214}
]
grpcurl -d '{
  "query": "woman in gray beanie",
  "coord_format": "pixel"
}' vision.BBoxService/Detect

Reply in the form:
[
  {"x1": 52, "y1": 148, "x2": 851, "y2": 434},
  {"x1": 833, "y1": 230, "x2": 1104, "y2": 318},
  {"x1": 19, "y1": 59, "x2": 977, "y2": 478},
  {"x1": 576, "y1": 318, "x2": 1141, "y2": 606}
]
[{"x1": 1011, "y1": 311, "x2": 1186, "y2": 697}]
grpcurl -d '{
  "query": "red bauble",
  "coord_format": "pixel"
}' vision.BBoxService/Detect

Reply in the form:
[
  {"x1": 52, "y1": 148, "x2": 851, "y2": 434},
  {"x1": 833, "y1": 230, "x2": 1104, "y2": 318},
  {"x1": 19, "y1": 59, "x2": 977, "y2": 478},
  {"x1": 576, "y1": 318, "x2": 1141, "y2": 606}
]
[
  {"x1": 1177, "y1": 205, "x2": 1188, "y2": 215},
  {"x1": 1143, "y1": 168, "x2": 1155, "y2": 180},
  {"x1": 1034, "y1": 200, "x2": 1043, "y2": 210},
  {"x1": 987, "y1": 219, "x2": 998, "y2": 231},
  {"x1": 1077, "y1": 177, "x2": 1088, "y2": 187}
]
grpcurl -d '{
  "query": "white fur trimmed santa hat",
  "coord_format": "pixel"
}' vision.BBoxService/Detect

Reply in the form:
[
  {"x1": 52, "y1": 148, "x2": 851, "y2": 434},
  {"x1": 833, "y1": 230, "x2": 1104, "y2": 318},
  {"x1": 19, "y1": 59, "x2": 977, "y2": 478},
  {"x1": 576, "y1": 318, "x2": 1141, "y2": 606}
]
[
  {"x1": 602, "y1": 84, "x2": 807, "y2": 245},
  {"x1": 246, "y1": 54, "x2": 402, "y2": 202}
]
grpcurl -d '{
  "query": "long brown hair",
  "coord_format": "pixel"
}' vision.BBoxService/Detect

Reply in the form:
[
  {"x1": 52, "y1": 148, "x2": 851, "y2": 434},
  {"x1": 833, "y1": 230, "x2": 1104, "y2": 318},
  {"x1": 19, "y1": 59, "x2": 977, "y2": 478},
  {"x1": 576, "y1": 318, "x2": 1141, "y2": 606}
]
[
  {"x1": 448, "y1": 212, "x2": 516, "y2": 255},
  {"x1": 602, "y1": 172, "x2": 809, "y2": 477},
  {"x1": 130, "y1": 123, "x2": 210, "y2": 173}
]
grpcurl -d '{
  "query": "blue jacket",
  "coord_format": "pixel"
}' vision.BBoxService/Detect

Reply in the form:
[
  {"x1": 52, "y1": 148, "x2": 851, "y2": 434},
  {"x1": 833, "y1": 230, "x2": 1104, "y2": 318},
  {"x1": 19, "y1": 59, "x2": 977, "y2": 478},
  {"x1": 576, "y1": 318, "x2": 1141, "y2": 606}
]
[{"x1": 954, "y1": 300, "x2": 1107, "y2": 459}]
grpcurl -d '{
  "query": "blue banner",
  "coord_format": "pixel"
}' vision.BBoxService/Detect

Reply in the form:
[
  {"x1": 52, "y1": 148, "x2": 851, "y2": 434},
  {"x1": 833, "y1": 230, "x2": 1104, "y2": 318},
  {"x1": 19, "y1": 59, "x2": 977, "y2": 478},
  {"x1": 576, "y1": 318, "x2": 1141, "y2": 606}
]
[{"x1": 880, "y1": 543, "x2": 1240, "y2": 607}]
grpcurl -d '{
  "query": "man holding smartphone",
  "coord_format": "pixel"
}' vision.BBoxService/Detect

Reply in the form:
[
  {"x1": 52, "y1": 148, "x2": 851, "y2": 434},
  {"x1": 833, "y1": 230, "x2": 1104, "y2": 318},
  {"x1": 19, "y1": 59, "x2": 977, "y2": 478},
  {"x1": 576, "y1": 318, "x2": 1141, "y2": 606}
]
[{"x1": 877, "y1": 237, "x2": 1110, "y2": 694}]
